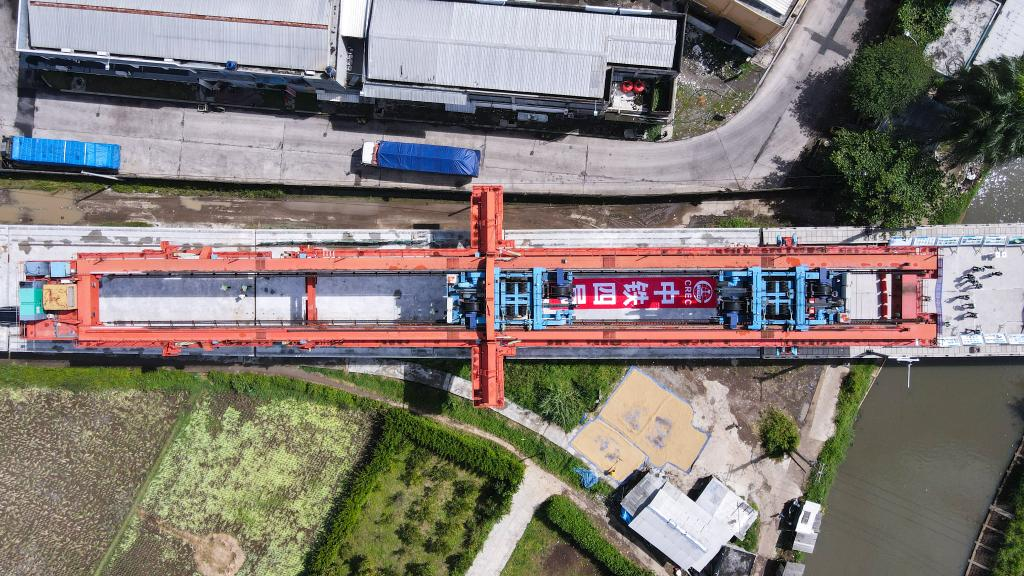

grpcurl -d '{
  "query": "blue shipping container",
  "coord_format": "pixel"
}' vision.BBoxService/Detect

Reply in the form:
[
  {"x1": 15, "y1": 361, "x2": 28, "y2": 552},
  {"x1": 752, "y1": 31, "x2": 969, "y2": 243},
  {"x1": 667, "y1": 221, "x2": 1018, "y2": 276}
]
[
  {"x1": 6, "y1": 136, "x2": 121, "y2": 171},
  {"x1": 375, "y1": 141, "x2": 480, "y2": 177}
]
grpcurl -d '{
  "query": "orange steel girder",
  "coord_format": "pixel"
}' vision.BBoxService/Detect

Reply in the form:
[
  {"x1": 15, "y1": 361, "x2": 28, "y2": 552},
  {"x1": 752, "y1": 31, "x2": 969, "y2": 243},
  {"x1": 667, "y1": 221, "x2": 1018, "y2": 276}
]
[{"x1": 25, "y1": 186, "x2": 940, "y2": 408}]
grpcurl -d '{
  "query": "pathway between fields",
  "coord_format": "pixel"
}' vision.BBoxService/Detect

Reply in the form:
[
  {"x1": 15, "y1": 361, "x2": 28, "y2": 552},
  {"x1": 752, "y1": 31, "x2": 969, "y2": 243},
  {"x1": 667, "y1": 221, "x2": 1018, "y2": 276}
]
[
  {"x1": 465, "y1": 465, "x2": 564, "y2": 576},
  {"x1": 206, "y1": 364, "x2": 665, "y2": 574}
]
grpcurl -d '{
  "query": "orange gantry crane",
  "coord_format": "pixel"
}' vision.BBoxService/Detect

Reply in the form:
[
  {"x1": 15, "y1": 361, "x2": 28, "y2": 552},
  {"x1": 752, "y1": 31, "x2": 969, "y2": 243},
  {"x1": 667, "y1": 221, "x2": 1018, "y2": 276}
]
[{"x1": 20, "y1": 186, "x2": 938, "y2": 407}]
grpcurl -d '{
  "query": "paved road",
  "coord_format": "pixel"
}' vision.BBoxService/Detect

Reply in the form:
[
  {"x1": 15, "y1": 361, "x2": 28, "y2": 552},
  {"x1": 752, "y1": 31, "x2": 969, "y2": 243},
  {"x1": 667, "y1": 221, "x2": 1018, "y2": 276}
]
[{"x1": 0, "y1": 0, "x2": 866, "y2": 195}]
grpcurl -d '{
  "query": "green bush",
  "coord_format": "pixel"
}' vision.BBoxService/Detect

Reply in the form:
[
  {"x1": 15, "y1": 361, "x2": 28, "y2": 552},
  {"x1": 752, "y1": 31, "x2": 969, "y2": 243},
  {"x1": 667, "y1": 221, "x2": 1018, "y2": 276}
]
[
  {"x1": 503, "y1": 362, "x2": 626, "y2": 431},
  {"x1": 304, "y1": 366, "x2": 615, "y2": 497},
  {"x1": 896, "y1": 0, "x2": 950, "y2": 45},
  {"x1": 540, "y1": 496, "x2": 654, "y2": 576},
  {"x1": 805, "y1": 364, "x2": 876, "y2": 503},
  {"x1": 994, "y1": 477, "x2": 1024, "y2": 576},
  {"x1": 829, "y1": 128, "x2": 947, "y2": 229},
  {"x1": 848, "y1": 36, "x2": 934, "y2": 119},
  {"x1": 735, "y1": 501, "x2": 760, "y2": 552},
  {"x1": 758, "y1": 406, "x2": 800, "y2": 459}
]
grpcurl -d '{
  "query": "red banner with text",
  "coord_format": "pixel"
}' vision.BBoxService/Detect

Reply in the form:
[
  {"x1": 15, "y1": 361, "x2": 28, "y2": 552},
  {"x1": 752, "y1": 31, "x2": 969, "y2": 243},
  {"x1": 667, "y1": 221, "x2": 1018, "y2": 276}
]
[{"x1": 572, "y1": 277, "x2": 718, "y2": 309}]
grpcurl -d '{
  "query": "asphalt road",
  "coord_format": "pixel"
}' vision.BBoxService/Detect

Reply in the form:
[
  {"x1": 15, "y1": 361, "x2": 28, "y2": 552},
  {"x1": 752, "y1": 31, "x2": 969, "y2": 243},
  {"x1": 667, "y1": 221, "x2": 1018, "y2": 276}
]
[{"x1": 0, "y1": 0, "x2": 867, "y2": 196}]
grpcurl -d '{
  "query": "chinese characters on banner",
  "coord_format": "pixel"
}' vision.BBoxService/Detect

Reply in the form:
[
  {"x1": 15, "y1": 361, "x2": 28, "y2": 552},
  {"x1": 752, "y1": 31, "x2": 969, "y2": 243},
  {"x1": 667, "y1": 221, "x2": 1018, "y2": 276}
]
[{"x1": 571, "y1": 277, "x2": 718, "y2": 309}]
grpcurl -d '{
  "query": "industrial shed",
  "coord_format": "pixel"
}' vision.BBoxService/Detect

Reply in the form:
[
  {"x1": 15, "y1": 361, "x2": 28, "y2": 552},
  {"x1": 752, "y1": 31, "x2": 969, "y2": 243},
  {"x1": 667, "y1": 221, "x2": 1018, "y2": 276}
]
[
  {"x1": 21, "y1": 0, "x2": 337, "y2": 72},
  {"x1": 364, "y1": 0, "x2": 678, "y2": 100}
]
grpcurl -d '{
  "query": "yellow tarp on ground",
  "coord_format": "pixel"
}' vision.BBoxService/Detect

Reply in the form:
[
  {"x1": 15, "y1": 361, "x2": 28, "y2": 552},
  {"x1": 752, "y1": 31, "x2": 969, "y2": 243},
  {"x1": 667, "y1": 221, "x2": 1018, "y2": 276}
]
[
  {"x1": 570, "y1": 419, "x2": 647, "y2": 482},
  {"x1": 572, "y1": 370, "x2": 708, "y2": 479}
]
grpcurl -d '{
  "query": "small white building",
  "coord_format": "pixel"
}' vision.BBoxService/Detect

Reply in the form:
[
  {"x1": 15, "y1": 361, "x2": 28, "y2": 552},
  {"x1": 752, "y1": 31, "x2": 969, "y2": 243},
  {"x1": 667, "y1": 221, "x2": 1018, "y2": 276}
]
[
  {"x1": 621, "y1": 473, "x2": 757, "y2": 573},
  {"x1": 791, "y1": 500, "x2": 823, "y2": 554}
]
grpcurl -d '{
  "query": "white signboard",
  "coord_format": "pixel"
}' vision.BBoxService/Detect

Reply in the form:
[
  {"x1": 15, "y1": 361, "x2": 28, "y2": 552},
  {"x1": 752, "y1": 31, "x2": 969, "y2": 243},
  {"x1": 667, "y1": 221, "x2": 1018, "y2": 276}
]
[
  {"x1": 937, "y1": 336, "x2": 960, "y2": 347},
  {"x1": 936, "y1": 237, "x2": 960, "y2": 247},
  {"x1": 984, "y1": 333, "x2": 1009, "y2": 344},
  {"x1": 960, "y1": 334, "x2": 985, "y2": 346},
  {"x1": 983, "y1": 236, "x2": 1007, "y2": 246},
  {"x1": 960, "y1": 236, "x2": 984, "y2": 246},
  {"x1": 1008, "y1": 334, "x2": 1024, "y2": 345},
  {"x1": 889, "y1": 237, "x2": 913, "y2": 246},
  {"x1": 912, "y1": 237, "x2": 937, "y2": 246}
]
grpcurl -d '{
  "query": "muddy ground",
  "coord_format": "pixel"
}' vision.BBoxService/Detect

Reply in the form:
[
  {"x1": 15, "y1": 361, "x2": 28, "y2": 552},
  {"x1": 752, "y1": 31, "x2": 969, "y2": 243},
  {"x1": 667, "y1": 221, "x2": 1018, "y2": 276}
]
[
  {"x1": 0, "y1": 187, "x2": 834, "y2": 229},
  {"x1": 626, "y1": 361, "x2": 846, "y2": 562}
]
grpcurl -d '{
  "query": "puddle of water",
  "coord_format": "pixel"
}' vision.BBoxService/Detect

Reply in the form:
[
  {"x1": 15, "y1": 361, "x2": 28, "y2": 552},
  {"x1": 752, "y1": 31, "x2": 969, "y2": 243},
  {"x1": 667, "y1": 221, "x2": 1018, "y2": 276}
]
[{"x1": 0, "y1": 190, "x2": 85, "y2": 225}]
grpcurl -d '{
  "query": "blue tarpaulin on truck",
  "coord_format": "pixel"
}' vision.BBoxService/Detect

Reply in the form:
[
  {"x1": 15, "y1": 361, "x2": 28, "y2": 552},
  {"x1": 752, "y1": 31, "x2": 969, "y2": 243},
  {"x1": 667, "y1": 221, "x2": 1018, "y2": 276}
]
[
  {"x1": 375, "y1": 141, "x2": 480, "y2": 177},
  {"x1": 6, "y1": 136, "x2": 121, "y2": 171}
]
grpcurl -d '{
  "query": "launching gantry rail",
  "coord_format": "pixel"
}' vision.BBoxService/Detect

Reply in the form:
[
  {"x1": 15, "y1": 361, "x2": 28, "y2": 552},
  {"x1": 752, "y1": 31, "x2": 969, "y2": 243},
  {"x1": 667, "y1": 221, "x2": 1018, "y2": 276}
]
[{"x1": 18, "y1": 186, "x2": 939, "y2": 408}]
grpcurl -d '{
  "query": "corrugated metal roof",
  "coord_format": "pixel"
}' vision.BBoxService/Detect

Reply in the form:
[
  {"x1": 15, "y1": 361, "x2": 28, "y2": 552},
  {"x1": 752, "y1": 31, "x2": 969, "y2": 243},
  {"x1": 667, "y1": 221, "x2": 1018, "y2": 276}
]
[
  {"x1": 629, "y1": 485, "x2": 732, "y2": 572},
  {"x1": 976, "y1": 0, "x2": 1024, "y2": 64},
  {"x1": 26, "y1": 0, "x2": 332, "y2": 71},
  {"x1": 361, "y1": 82, "x2": 468, "y2": 104},
  {"x1": 366, "y1": 0, "x2": 677, "y2": 99}
]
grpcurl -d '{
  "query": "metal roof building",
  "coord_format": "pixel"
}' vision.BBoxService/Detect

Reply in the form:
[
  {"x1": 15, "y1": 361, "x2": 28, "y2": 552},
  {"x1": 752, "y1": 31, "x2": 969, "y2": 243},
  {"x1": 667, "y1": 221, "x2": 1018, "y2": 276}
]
[
  {"x1": 621, "y1": 474, "x2": 757, "y2": 573},
  {"x1": 365, "y1": 0, "x2": 678, "y2": 99},
  {"x1": 20, "y1": 0, "x2": 336, "y2": 72}
]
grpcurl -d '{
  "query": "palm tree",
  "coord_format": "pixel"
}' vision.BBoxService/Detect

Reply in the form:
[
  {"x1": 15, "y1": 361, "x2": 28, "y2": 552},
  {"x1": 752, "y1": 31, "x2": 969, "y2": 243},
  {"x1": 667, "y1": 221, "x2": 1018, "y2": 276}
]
[{"x1": 945, "y1": 56, "x2": 1024, "y2": 164}]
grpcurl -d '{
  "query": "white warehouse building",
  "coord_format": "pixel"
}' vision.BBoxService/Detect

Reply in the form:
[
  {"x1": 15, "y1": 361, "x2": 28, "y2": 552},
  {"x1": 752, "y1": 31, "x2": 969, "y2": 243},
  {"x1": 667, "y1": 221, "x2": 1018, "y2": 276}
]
[{"x1": 16, "y1": 0, "x2": 681, "y2": 120}]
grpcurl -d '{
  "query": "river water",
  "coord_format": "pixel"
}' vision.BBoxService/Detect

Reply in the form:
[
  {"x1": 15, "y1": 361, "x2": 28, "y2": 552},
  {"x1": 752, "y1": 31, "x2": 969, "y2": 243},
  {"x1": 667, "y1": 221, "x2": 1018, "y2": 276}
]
[{"x1": 806, "y1": 167, "x2": 1024, "y2": 575}]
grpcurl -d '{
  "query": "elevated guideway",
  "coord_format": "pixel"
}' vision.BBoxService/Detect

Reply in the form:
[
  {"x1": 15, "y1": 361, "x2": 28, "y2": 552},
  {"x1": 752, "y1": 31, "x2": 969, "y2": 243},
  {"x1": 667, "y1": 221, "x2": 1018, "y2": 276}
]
[{"x1": 2, "y1": 187, "x2": 1021, "y2": 407}]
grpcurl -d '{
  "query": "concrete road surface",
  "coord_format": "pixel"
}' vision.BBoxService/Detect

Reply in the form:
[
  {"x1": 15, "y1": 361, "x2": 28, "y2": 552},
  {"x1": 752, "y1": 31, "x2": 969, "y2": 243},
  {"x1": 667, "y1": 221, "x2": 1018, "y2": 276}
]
[{"x1": 0, "y1": 0, "x2": 868, "y2": 195}]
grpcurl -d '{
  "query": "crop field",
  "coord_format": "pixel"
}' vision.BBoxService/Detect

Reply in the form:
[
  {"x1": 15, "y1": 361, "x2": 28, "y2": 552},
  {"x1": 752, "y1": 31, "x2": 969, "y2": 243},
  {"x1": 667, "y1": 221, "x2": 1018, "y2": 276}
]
[
  {"x1": 502, "y1": 516, "x2": 601, "y2": 576},
  {"x1": 105, "y1": 393, "x2": 373, "y2": 576},
  {"x1": 0, "y1": 387, "x2": 186, "y2": 576},
  {"x1": 337, "y1": 442, "x2": 488, "y2": 576}
]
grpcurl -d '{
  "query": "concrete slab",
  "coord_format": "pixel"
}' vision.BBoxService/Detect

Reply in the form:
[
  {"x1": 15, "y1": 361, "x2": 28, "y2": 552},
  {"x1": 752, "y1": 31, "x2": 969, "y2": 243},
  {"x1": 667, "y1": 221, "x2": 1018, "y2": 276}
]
[
  {"x1": 939, "y1": 246, "x2": 1024, "y2": 337},
  {"x1": 316, "y1": 274, "x2": 445, "y2": 322}
]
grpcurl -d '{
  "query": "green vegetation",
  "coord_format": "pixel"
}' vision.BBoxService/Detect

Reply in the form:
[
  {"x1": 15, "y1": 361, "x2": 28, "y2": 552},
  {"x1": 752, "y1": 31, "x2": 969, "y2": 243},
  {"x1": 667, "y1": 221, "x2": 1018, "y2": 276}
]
[
  {"x1": 804, "y1": 364, "x2": 877, "y2": 504},
  {"x1": 715, "y1": 216, "x2": 759, "y2": 228},
  {"x1": 540, "y1": 496, "x2": 653, "y2": 576},
  {"x1": 829, "y1": 128, "x2": 947, "y2": 228},
  {"x1": 502, "y1": 515, "x2": 602, "y2": 576},
  {"x1": 403, "y1": 360, "x2": 625, "y2": 431},
  {"x1": 310, "y1": 409, "x2": 523, "y2": 575},
  {"x1": 944, "y1": 56, "x2": 1024, "y2": 164},
  {"x1": 734, "y1": 501, "x2": 760, "y2": 553},
  {"x1": 304, "y1": 366, "x2": 615, "y2": 498},
  {"x1": 994, "y1": 475, "x2": 1024, "y2": 576},
  {"x1": 110, "y1": 396, "x2": 372, "y2": 575},
  {"x1": 930, "y1": 169, "x2": 988, "y2": 225},
  {"x1": 848, "y1": 36, "x2": 934, "y2": 120},
  {"x1": 0, "y1": 387, "x2": 184, "y2": 576},
  {"x1": 896, "y1": 0, "x2": 951, "y2": 45},
  {"x1": 505, "y1": 362, "x2": 625, "y2": 431},
  {"x1": 758, "y1": 406, "x2": 800, "y2": 460},
  {"x1": 0, "y1": 175, "x2": 287, "y2": 199},
  {"x1": 0, "y1": 365, "x2": 525, "y2": 576}
]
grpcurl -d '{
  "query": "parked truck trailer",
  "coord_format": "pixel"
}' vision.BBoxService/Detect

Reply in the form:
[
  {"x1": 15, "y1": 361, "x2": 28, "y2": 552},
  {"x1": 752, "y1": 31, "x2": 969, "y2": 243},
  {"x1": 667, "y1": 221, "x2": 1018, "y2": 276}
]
[
  {"x1": 2, "y1": 136, "x2": 121, "y2": 172},
  {"x1": 361, "y1": 140, "x2": 480, "y2": 177}
]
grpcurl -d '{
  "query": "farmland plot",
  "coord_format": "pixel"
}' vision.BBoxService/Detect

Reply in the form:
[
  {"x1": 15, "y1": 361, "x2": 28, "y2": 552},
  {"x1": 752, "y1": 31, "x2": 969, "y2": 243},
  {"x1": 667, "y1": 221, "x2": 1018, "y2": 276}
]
[
  {"x1": 106, "y1": 394, "x2": 372, "y2": 576},
  {"x1": 0, "y1": 388, "x2": 185, "y2": 576}
]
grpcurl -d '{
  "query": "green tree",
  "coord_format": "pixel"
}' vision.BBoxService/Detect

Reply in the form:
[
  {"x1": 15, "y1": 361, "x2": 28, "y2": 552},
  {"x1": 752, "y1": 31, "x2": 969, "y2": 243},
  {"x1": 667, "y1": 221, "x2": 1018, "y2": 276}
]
[
  {"x1": 829, "y1": 128, "x2": 946, "y2": 228},
  {"x1": 848, "y1": 36, "x2": 934, "y2": 119},
  {"x1": 897, "y1": 0, "x2": 950, "y2": 45},
  {"x1": 944, "y1": 56, "x2": 1024, "y2": 164},
  {"x1": 758, "y1": 406, "x2": 800, "y2": 459}
]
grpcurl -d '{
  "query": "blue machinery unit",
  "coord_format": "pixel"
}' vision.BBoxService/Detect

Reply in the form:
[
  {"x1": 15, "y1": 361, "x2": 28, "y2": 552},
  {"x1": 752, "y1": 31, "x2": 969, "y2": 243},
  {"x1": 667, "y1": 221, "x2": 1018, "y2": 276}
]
[
  {"x1": 447, "y1": 267, "x2": 575, "y2": 330},
  {"x1": 447, "y1": 266, "x2": 848, "y2": 332},
  {"x1": 718, "y1": 266, "x2": 847, "y2": 331}
]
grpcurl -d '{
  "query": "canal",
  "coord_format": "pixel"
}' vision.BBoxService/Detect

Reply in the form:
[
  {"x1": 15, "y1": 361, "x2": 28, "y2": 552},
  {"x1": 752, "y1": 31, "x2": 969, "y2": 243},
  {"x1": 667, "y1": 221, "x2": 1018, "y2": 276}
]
[{"x1": 807, "y1": 174, "x2": 1024, "y2": 575}]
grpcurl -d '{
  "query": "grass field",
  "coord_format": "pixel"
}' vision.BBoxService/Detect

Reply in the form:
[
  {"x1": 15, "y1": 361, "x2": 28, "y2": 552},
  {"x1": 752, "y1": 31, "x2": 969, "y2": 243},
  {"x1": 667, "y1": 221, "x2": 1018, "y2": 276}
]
[
  {"x1": 0, "y1": 388, "x2": 185, "y2": 576},
  {"x1": 337, "y1": 442, "x2": 487, "y2": 575},
  {"x1": 502, "y1": 516, "x2": 602, "y2": 576},
  {"x1": 106, "y1": 394, "x2": 372, "y2": 576}
]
